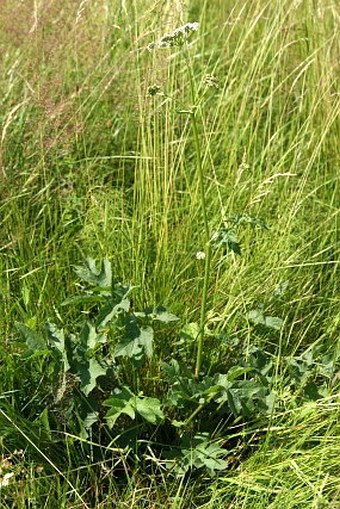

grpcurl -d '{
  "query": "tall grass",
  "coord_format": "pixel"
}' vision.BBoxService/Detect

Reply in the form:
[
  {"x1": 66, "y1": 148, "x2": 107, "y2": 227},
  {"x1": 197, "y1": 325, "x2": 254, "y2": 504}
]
[{"x1": 0, "y1": 0, "x2": 339, "y2": 507}]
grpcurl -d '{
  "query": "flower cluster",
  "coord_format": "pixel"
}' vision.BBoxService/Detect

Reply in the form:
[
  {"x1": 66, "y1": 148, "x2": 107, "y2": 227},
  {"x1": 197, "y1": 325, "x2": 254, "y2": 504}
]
[
  {"x1": 203, "y1": 74, "x2": 219, "y2": 89},
  {"x1": 148, "y1": 22, "x2": 199, "y2": 51}
]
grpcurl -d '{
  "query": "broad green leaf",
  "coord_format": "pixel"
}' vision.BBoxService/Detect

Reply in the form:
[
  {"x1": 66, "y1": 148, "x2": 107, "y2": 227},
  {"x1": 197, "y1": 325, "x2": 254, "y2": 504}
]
[
  {"x1": 231, "y1": 213, "x2": 268, "y2": 230},
  {"x1": 45, "y1": 322, "x2": 70, "y2": 372},
  {"x1": 226, "y1": 366, "x2": 254, "y2": 382},
  {"x1": 150, "y1": 306, "x2": 179, "y2": 323},
  {"x1": 79, "y1": 322, "x2": 106, "y2": 351},
  {"x1": 134, "y1": 306, "x2": 179, "y2": 323},
  {"x1": 212, "y1": 228, "x2": 241, "y2": 255},
  {"x1": 181, "y1": 322, "x2": 200, "y2": 342},
  {"x1": 248, "y1": 309, "x2": 283, "y2": 330},
  {"x1": 227, "y1": 381, "x2": 269, "y2": 417},
  {"x1": 162, "y1": 359, "x2": 181, "y2": 379},
  {"x1": 227, "y1": 388, "x2": 243, "y2": 416},
  {"x1": 170, "y1": 434, "x2": 228, "y2": 476},
  {"x1": 113, "y1": 336, "x2": 143, "y2": 360},
  {"x1": 97, "y1": 297, "x2": 130, "y2": 328},
  {"x1": 83, "y1": 412, "x2": 99, "y2": 429},
  {"x1": 15, "y1": 322, "x2": 46, "y2": 352},
  {"x1": 113, "y1": 319, "x2": 153, "y2": 360},
  {"x1": 80, "y1": 412, "x2": 99, "y2": 439},
  {"x1": 264, "y1": 316, "x2": 284, "y2": 330},
  {"x1": 272, "y1": 280, "x2": 289, "y2": 297},
  {"x1": 78, "y1": 357, "x2": 107, "y2": 396},
  {"x1": 45, "y1": 322, "x2": 65, "y2": 353},
  {"x1": 61, "y1": 294, "x2": 105, "y2": 307},
  {"x1": 134, "y1": 397, "x2": 164, "y2": 424},
  {"x1": 35, "y1": 408, "x2": 51, "y2": 440},
  {"x1": 193, "y1": 441, "x2": 229, "y2": 473},
  {"x1": 247, "y1": 308, "x2": 266, "y2": 326},
  {"x1": 138, "y1": 326, "x2": 154, "y2": 357},
  {"x1": 105, "y1": 387, "x2": 136, "y2": 428},
  {"x1": 105, "y1": 389, "x2": 163, "y2": 427},
  {"x1": 74, "y1": 258, "x2": 112, "y2": 288}
]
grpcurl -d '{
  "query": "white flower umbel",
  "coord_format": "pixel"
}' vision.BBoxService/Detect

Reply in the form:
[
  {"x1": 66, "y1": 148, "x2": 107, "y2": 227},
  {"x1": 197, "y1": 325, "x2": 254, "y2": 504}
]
[{"x1": 148, "y1": 22, "x2": 199, "y2": 50}]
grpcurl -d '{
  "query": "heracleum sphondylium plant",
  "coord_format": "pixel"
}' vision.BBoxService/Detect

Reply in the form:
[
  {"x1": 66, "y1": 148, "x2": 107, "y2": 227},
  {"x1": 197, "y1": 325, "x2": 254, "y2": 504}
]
[
  {"x1": 3, "y1": 2, "x2": 340, "y2": 505},
  {"x1": 148, "y1": 21, "x2": 212, "y2": 378}
]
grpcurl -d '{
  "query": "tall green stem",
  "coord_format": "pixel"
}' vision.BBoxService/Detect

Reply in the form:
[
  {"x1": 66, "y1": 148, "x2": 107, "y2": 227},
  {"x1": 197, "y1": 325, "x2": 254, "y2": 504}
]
[
  {"x1": 182, "y1": 45, "x2": 211, "y2": 378},
  {"x1": 191, "y1": 111, "x2": 212, "y2": 378}
]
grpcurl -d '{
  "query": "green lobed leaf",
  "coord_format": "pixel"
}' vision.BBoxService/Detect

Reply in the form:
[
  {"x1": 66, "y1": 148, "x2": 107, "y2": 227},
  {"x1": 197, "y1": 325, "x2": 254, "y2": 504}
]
[
  {"x1": 105, "y1": 387, "x2": 135, "y2": 428},
  {"x1": 105, "y1": 388, "x2": 163, "y2": 427},
  {"x1": 15, "y1": 322, "x2": 46, "y2": 353},
  {"x1": 212, "y1": 228, "x2": 241, "y2": 255},
  {"x1": 78, "y1": 357, "x2": 108, "y2": 396},
  {"x1": 61, "y1": 294, "x2": 106, "y2": 307},
  {"x1": 231, "y1": 213, "x2": 268, "y2": 230},
  {"x1": 134, "y1": 306, "x2": 179, "y2": 323},
  {"x1": 44, "y1": 322, "x2": 70, "y2": 372},
  {"x1": 79, "y1": 321, "x2": 107, "y2": 351},
  {"x1": 247, "y1": 308, "x2": 266, "y2": 326},
  {"x1": 248, "y1": 308, "x2": 283, "y2": 330},
  {"x1": 80, "y1": 412, "x2": 100, "y2": 439},
  {"x1": 113, "y1": 318, "x2": 153, "y2": 360},
  {"x1": 180, "y1": 322, "x2": 200, "y2": 342},
  {"x1": 272, "y1": 280, "x2": 289, "y2": 297},
  {"x1": 168, "y1": 433, "x2": 228, "y2": 476},
  {"x1": 264, "y1": 316, "x2": 284, "y2": 330},
  {"x1": 97, "y1": 297, "x2": 130, "y2": 328},
  {"x1": 134, "y1": 397, "x2": 164, "y2": 424},
  {"x1": 74, "y1": 258, "x2": 112, "y2": 288}
]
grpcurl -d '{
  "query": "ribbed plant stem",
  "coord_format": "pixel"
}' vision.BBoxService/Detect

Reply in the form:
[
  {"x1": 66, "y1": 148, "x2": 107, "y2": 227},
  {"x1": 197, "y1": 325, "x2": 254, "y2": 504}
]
[
  {"x1": 191, "y1": 111, "x2": 211, "y2": 378},
  {"x1": 182, "y1": 43, "x2": 211, "y2": 378}
]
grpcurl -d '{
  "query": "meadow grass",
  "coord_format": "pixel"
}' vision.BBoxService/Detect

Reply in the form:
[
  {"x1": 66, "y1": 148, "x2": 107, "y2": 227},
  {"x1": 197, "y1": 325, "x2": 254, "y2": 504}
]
[{"x1": 0, "y1": 0, "x2": 339, "y2": 507}]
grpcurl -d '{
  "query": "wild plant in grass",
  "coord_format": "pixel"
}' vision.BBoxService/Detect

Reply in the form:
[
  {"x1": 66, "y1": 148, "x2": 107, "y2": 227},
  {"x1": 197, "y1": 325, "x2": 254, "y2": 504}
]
[
  {"x1": 6, "y1": 7, "x2": 340, "y2": 492},
  {"x1": 14, "y1": 255, "x2": 339, "y2": 479},
  {"x1": 9, "y1": 22, "x2": 290, "y2": 477}
]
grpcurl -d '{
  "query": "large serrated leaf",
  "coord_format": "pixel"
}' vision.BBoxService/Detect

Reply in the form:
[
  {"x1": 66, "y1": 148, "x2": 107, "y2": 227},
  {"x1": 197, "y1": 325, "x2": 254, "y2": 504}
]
[
  {"x1": 247, "y1": 308, "x2": 266, "y2": 326},
  {"x1": 169, "y1": 433, "x2": 228, "y2": 476},
  {"x1": 105, "y1": 388, "x2": 163, "y2": 428},
  {"x1": 264, "y1": 316, "x2": 283, "y2": 330},
  {"x1": 113, "y1": 319, "x2": 153, "y2": 360},
  {"x1": 44, "y1": 322, "x2": 70, "y2": 372},
  {"x1": 74, "y1": 258, "x2": 112, "y2": 288},
  {"x1": 135, "y1": 306, "x2": 179, "y2": 323},
  {"x1": 79, "y1": 321, "x2": 107, "y2": 351},
  {"x1": 80, "y1": 412, "x2": 99, "y2": 440},
  {"x1": 212, "y1": 228, "x2": 241, "y2": 255},
  {"x1": 181, "y1": 322, "x2": 200, "y2": 342},
  {"x1": 61, "y1": 294, "x2": 105, "y2": 307},
  {"x1": 231, "y1": 213, "x2": 268, "y2": 230},
  {"x1": 105, "y1": 387, "x2": 136, "y2": 428},
  {"x1": 15, "y1": 322, "x2": 46, "y2": 353},
  {"x1": 79, "y1": 357, "x2": 107, "y2": 396},
  {"x1": 248, "y1": 309, "x2": 283, "y2": 330},
  {"x1": 97, "y1": 297, "x2": 130, "y2": 328},
  {"x1": 227, "y1": 381, "x2": 269, "y2": 417},
  {"x1": 134, "y1": 397, "x2": 164, "y2": 424}
]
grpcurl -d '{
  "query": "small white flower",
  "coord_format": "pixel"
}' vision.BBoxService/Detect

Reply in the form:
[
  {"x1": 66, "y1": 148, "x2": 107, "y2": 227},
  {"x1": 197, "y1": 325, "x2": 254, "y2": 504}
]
[{"x1": 196, "y1": 251, "x2": 206, "y2": 260}]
